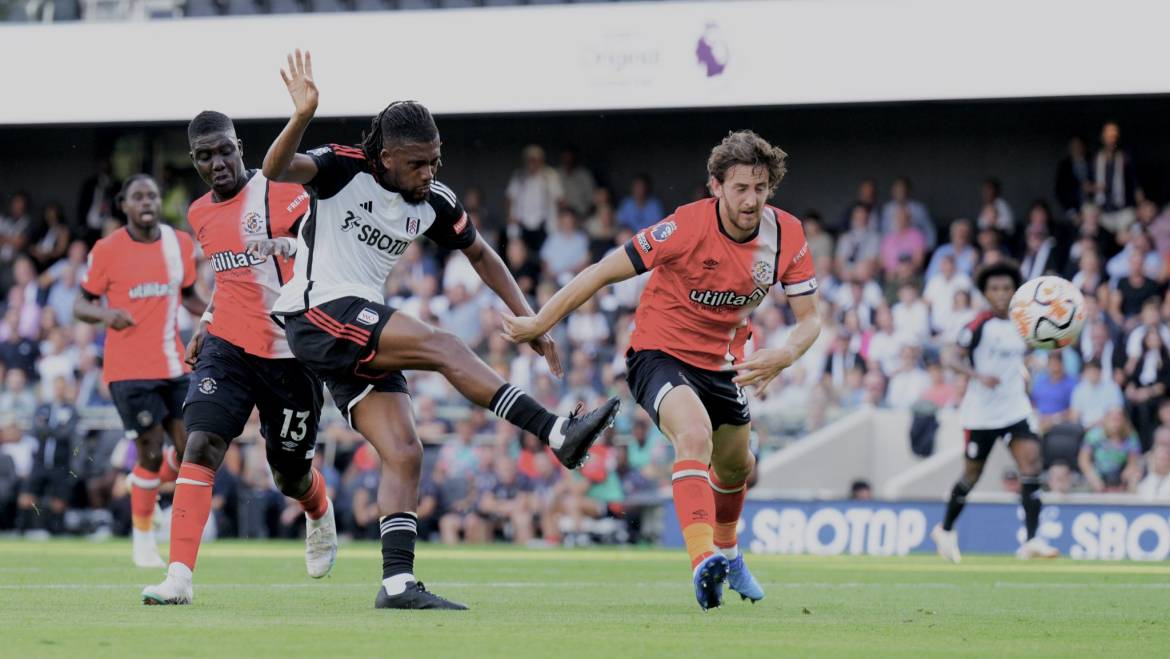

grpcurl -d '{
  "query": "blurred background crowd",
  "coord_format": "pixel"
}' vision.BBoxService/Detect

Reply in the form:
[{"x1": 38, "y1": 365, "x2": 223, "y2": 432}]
[{"x1": 2, "y1": 118, "x2": 1170, "y2": 547}]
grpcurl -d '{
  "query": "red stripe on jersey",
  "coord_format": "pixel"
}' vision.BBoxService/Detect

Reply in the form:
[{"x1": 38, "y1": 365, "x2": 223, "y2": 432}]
[
  {"x1": 305, "y1": 308, "x2": 370, "y2": 345},
  {"x1": 330, "y1": 144, "x2": 366, "y2": 160}
]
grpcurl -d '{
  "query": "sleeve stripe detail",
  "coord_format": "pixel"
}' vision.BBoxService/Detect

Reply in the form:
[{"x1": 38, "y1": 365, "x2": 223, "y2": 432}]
[
  {"x1": 431, "y1": 181, "x2": 457, "y2": 207},
  {"x1": 782, "y1": 278, "x2": 817, "y2": 296},
  {"x1": 330, "y1": 144, "x2": 365, "y2": 159},
  {"x1": 624, "y1": 241, "x2": 648, "y2": 275}
]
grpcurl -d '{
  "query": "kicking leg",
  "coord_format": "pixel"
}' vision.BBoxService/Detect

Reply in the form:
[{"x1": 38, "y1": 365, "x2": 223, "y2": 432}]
[
  {"x1": 710, "y1": 423, "x2": 762, "y2": 602},
  {"x1": 354, "y1": 392, "x2": 466, "y2": 611},
  {"x1": 367, "y1": 312, "x2": 618, "y2": 469},
  {"x1": 931, "y1": 446, "x2": 988, "y2": 565}
]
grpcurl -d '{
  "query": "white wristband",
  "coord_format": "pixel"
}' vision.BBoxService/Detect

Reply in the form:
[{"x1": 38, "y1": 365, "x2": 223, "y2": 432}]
[{"x1": 200, "y1": 311, "x2": 214, "y2": 325}]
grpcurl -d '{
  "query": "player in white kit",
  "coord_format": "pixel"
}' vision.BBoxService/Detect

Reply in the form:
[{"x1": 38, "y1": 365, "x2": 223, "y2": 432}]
[{"x1": 931, "y1": 260, "x2": 1060, "y2": 562}]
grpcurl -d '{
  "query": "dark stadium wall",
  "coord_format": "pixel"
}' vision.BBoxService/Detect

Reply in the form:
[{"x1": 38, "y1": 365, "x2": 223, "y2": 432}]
[{"x1": 2, "y1": 96, "x2": 1168, "y2": 232}]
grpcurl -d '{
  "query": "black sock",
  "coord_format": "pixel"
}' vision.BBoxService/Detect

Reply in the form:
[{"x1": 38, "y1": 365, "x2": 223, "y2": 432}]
[
  {"x1": 490, "y1": 384, "x2": 557, "y2": 442},
  {"x1": 942, "y1": 480, "x2": 972, "y2": 531},
  {"x1": 1020, "y1": 476, "x2": 1042, "y2": 540},
  {"x1": 46, "y1": 510, "x2": 64, "y2": 536},
  {"x1": 17, "y1": 507, "x2": 38, "y2": 533},
  {"x1": 380, "y1": 513, "x2": 417, "y2": 580}
]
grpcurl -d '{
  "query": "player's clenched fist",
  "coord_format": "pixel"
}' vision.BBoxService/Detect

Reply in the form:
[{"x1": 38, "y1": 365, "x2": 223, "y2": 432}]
[
  {"x1": 499, "y1": 313, "x2": 545, "y2": 345},
  {"x1": 280, "y1": 49, "x2": 318, "y2": 119},
  {"x1": 106, "y1": 308, "x2": 135, "y2": 330}
]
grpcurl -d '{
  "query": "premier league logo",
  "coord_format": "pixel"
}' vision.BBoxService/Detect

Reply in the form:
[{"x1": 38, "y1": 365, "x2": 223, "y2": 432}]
[
  {"x1": 406, "y1": 217, "x2": 420, "y2": 236},
  {"x1": 651, "y1": 221, "x2": 677, "y2": 243},
  {"x1": 752, "y1": 261, "x2": 774, "y2": 286},
  {"x1": 243, "y1": 211, "x2": 264, "y2": 234}
]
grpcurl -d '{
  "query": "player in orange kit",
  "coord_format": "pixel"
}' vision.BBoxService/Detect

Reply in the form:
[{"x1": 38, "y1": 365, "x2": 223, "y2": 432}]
[
  {"x1": 503, "y1": 131, "x2": 821, "y2": 610},
  {"x1": 74, "y1": 174, "x2": 208, "y2": 568},
  {"x1": 142, "y1": 111, "x2": 334, "y2": 606}
]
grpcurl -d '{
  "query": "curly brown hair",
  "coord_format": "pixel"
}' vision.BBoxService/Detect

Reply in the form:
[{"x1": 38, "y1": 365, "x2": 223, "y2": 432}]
[{"x1": 706, "y1": 130, "x2": 788, "y2": 192}]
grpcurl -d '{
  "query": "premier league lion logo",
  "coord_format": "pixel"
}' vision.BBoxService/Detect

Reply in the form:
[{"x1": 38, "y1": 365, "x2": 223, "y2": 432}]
[{"x1": 651, "y1": 221, "x2": 677, "y2": 243}]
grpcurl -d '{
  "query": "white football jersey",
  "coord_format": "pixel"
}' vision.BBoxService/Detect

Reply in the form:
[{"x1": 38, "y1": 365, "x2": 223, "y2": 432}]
[
  {"x1": 957, "y1": 312, "x2": 1033, "y2": 430},
  {"x1": 272, "y1": 144, "x2": 475, "y2": 315}
]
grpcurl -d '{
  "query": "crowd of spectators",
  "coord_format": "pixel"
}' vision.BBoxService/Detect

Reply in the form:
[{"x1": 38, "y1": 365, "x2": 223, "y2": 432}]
[{"x1": 2, "y1": 119, "x2": 1170, "y2": 546}]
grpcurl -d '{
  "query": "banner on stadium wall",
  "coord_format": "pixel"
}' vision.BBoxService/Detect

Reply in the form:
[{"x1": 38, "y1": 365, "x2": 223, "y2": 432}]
[
  {"x1": 2, "y1": 0, "x2": 1170, "y2": 124},
  {"x1": 662, "y1": 500, "x2": 1170, "y2": 561}
]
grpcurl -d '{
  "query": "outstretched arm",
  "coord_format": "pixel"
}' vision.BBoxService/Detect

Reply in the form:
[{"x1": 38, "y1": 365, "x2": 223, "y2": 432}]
[
  {"x1": 462, "y1": 234, "x2": 563, "y2": 376},
  {"x1": 726, "y1": 291, "x2": 822, "y2": 395},
  {"x1": 263, "y1": 49, "x2": 320, "y2": 184},
  {"x1": 501, "y1": 245, "x2": 638, "y2": 344}
]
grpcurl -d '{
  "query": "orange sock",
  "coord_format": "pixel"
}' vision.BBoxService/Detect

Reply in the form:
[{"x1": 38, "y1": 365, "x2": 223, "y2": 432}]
[
  {"x1": 158, "y1": 447, "x2": 181, "y2": 484},
  {"x1": 709, "y1": 468, "x2": 747, "y2": 551},
  {"x1": 296, "y1": 468, "x2": 329, "y2": 520},
  {"x1": 672, "y1": 459, "x2": 716, "y2": 569},
  {"x1": 169, "y1": 463, "x2": 216, "y2": 571},
  {"x1": 129, "y1": 465, "x2": 160, "y2": 532}
]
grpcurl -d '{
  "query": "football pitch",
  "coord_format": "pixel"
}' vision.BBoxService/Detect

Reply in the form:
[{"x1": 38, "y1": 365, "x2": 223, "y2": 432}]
[{"x1": 2, "y1": 540, "x2": 1168, "y2": 658}]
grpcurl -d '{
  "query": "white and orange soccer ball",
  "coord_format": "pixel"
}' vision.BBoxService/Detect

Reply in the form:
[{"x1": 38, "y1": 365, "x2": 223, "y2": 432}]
[{"x1": 1008, "y1": 276, "x2": 1087, "y2": 349}]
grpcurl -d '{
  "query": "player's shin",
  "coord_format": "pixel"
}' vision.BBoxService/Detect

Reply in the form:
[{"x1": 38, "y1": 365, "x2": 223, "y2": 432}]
[
  {"x1": 489, "y1": 384, "x2": 558, "y2": 446},
  {"x1": 942, "y1": 479, "x2": 973, "y2": 531},
  {"x1": 295, "y1": 468, "x2": 329, "y2": 520},
  {"x1": 128, "y1": 465, "x2": 161, "y2": 533},
  {"x1": 169, "y1": 463, "x2": 216, "y2": 572},
  {"x1": 158, "y1": 446, "x2": 181, "y2": 484},
  {"x1": 1020, "y1": 475, "x2": 1042, "y2": 540},
  {"x1": 709, "y1": 468, "x2": 747, "y2": 560},
  {"x1": 672, "y1": 460, "x2": 717, "y2": 569}
]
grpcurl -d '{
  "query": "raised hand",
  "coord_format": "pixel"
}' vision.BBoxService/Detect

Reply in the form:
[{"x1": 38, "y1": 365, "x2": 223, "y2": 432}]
[{"x1": 280, "y1": 49, "x2": 318, "y2": 119}]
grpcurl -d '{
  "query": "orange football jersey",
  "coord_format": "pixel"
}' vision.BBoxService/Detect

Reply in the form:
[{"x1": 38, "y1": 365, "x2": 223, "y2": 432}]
[
  {"x1": 188, "y1": 172, "x2": 308, "y2": 359},
  {"x1": 624, "y1": 198, "x2": 817, "y2": 371},
  {"x1": 81, "y1": 226, "x2": 197, "y2": 384}
]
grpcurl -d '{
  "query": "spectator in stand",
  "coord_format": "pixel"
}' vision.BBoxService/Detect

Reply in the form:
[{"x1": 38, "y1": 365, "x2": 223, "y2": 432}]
[
  {"x1": 505, "y1": 144, "x2": 563, "y2": 252},
  {"x1": 1124, "y1": 325, "x2": 1170, "y2": 450},
  {"x1": 503, "y1": 238, "x2": 540, "y2": 298},
  {"x1": 1079, "y1": 310, "x2": 1124, "y2": 383},
  {"x1": 0, "y1": 192, "x2": 34, "y2": 293},
  {"x1": 29, "y1": 203, "x2": 70, "y2": 272},
  {"x1": 865, "y1": 305, "x2": 901, "y2": 377},
  {"x1": 1070, "y1": 246, "x2": 1105, "y2": 297},
  {"x1": 15, "y1": 377, "x2": 78, "y2": 536},
  {"x1": 885, "y1": 346, "x2": 930, "y2": 410},
  {"x1": 1138, "y1": 442, "x2": 1170, "y2": 500},
  {"x1": 1031, "y1": 354, "x2": 1078, "y2": 432},
  {"x1": 921, "y1": 360, "x2": 958, "y2": 408},
  {"x1": 1124, "y1": 299, "x2": 1170, "y2": 363},
  {"x1": 1020, "y1": 224, "x2": 1061, "y2": 280},
  {"x1": 1071, "y1": 360, "x2": 1125, "y2": 430},
  {"x1": 1148, "y1": 201, "x2": 1170, "y2": 258},
  {"x1": 1111, "y1": 250, "x2": 1165, "y2": 324},
  {"x1": 802, "y1": 211, "x2": 834, "y2": 266},
  {"x1": 0, "y1": 312, "x2": 39, "y2": 378},
  {"x1": 835, "y1": 178, "x2": 879, "y2": 234},
  {"x1": 880, "y1": 177, "x2": 936, "y2": 248},
  {"x1": 1073, "y1": 204, "x2": 1120, "y2": 264},
  {"x1": 1046, "y1": 460, "x2": 1076, "y2": 494},
  {"x1": 1078, "y1": 407, "x2": 1143, "y2": 492},
  {"x1": 615, "y1": 174, "x2": 664, "y2": 232},
  {"x1": 474, "y1": 453, "x2": 536, "y2": 545},
  {"x1": 557, "y1": 146, "x2": 596, "y2": 220},
  {"x1": 0, "y1": 368, "x2": 38, "y2": 424},
  {"x1": 976, "y1": 177, "x2": 1015, "y2": 234},
  {"x1": 1092, "y1": 121, "x2": 1140, "y2": 235},
  {"x1": 924, "y1": 254, "x2": 973, "y2": 336},
  {"x1": 565, "y1": 296, "x2": 610, "y2": 354},
  {"x1": 1055, "y1": 136, "x2": 1092, "y2": 217},
  {"x1": 937, "y1": 289, "x2": 977, "y2": 345},
  {"x1": 835, "y1": 203, "x2": 881, "y2": 281},
  {"x1": 583, "y1": 187, "x2": 618, "y2": 261},
  {"x1": 539, "y1": 208, "x2": 590, "y2": 282},
  {"x1": 880, "y1": 206, "x2": 926, "y2": 276},
  {"x1": 1106, "y1": 231, "x2": 1163, "y2": 285},
  {"x1": 892, "y1": 282, "x2": 929, "y2": 346},
  {"x1": 926, "y1": 218, "x2": 978, "y2": 280},
  {"x1": 850, "y1": 479, "x2": 873, "y2": 500}
]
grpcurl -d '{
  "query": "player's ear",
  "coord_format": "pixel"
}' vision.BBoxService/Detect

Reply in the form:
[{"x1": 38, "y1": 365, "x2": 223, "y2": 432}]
[
  {"x1": 380, "y1": 147, "x2": 393, "y2": 170},
  {"x1": 708, "y1": 176, "x2": 721, "y2": 198},
  {"x1": 236, "y1": 138, "x2": 244, "y2": 155}
]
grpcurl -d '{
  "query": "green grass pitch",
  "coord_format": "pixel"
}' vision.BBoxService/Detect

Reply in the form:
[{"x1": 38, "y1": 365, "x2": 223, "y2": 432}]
[{"x1": 2, "y1": 540, "x2": 1168, "y2": 658}]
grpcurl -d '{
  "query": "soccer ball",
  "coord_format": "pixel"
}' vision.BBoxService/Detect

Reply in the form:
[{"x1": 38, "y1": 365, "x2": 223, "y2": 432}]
[{"x1": 1008, "y1": 276, "x2": 1086, "y2": 349}]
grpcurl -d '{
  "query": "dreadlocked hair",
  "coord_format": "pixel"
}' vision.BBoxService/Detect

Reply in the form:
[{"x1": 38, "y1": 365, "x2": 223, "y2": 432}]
[{"x1": 360, "y1": 101, "x2": 439, "y2": 176}]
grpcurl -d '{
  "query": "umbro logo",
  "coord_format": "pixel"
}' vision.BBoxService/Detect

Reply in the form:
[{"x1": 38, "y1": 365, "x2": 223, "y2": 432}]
[
  {"x1": 360, "y1": 200, "x2": 373, "y2": 213},
  {"x1": 703, "y1": 258, "x2": 719, "y2": 270}
]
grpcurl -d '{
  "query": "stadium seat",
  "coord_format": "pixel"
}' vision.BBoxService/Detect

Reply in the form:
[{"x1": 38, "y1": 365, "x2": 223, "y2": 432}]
[
  {"x1": 225, "y1": 0, "x2": 259, "y2": 14},
  {"x1": 353, "y1": 0, "x2": 384, "y2": 10},
  {"x1": 269, "y1": 0, "x2": 302, "y2": 12},
  {"x1": 184, "y1": 0, "x2": 220, "y2": 15},
  {"x1": 1042, "y1": 422, "x2": 1084, "y2": 470},
  {"x1": 309, "y1": 0, "x2": 348, "y2": 11}
]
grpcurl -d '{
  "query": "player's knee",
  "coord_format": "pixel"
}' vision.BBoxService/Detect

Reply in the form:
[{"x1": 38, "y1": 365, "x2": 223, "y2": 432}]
[
  {"x1": 715, "y1": 451, "x2": 754, "y2": 484},
  {"x1": 183, "y1": 431, "x2": 228, "y2": 469},
  {"x1": 273, "y1": 468, "x2": 311, "y2": 498},
  {"x1": 376, "y1": 432, "x2": 423, "y2": 471},
  {"x1": 672, "y1": 428, "x2": 713, "y2": 461}
]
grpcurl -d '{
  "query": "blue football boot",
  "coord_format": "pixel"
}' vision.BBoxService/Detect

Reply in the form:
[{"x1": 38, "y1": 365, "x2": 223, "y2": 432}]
[
  {"x1": 727, "y1": 553, "x2": 765, "y2": 603},
  {"x1": 692, "y1": 553, "x2": 730, "y2": 611}
]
